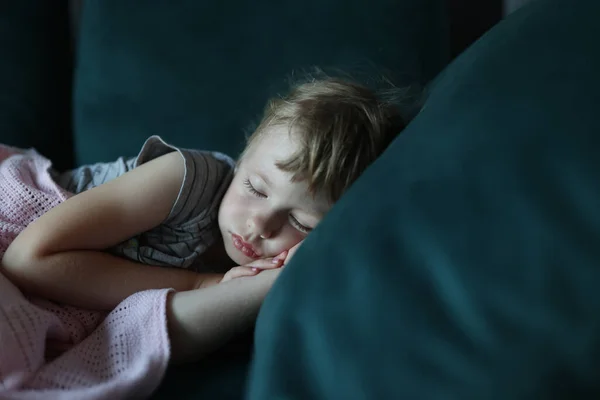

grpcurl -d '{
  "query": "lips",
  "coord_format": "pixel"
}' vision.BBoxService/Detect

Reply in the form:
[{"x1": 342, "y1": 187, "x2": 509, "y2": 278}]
[{"x1": 231, "y1": 233, "x2": 260, "y2": 259}]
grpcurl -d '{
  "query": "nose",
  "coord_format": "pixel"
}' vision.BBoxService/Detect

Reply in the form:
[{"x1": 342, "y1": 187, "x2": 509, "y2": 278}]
[{"x1": 247, "y1": 214, "x2": 275, "y2": 239}]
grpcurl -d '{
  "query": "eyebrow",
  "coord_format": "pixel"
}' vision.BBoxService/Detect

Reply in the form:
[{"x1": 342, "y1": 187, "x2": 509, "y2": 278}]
[{"x1": 256, "y1": 172, "x2": 272, "y2": 188}]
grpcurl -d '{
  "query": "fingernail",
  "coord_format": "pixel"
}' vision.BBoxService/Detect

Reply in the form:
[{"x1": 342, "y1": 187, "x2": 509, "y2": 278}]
[
  {"x1": 252, "y1": 267, "x2": 258, "y2": 272},
  {"x1": 272, "y1": 258, "x2": 281, "y2": 264}
]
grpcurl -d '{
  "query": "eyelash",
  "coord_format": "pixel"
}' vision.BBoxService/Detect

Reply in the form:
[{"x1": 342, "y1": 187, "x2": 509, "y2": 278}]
[
  {"x1": 243, "y1": 178, "x2": 312, "y2": 234},
  {"x1": 289, "y1": 215, "x2": 311, "y2": 234},
  {"x1": 243, "y1": 178, "x2": 266, "y2": 198}
]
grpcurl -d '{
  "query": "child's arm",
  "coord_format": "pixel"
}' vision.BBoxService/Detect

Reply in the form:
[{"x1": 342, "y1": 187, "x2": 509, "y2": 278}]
[
  {"x1": 166, "y1": 267, "x2": 281, "y2": 364},
  {"x1": 1, "y1": 152, "x2": 217, "y2": 311}
]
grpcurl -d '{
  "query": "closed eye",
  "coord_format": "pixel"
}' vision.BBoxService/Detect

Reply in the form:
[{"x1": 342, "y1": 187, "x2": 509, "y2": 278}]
[
  {"x1": 289, "y1": 215, "x2": 311, "y2": 234},
  {"x1": 243, "y1": 178, "x2": 266, "y2": 198}
]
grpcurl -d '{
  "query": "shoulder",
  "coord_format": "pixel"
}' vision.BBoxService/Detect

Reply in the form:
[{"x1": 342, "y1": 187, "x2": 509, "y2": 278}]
[
  {"x1": 137, "y1": 135, "x2": 235, "y2": 172},
  {"x1": 138, "y1": 136, "x2": 235, "y2": 226},
  {"x1": 140, "y1": 136, "x2": 235, "y2": 200}
]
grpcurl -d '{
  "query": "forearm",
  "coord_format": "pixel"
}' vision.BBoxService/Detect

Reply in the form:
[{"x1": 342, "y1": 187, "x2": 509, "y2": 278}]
[
  {"x1": 166, "y1": 268, "x2": 279, "y2": 364},
  {"x1": 1, "y1": 249, "x2": 219, "y2": 311}
]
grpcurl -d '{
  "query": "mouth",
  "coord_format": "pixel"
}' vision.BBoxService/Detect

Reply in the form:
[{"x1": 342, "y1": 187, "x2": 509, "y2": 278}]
[{"x1": 231, "y1": 233, "x2": 260, "y2": 259}]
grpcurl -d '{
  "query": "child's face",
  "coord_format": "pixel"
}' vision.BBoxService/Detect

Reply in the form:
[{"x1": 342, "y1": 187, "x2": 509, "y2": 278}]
[{"x1": 218, "y1": 127, "x2": 330, "y2": 266}]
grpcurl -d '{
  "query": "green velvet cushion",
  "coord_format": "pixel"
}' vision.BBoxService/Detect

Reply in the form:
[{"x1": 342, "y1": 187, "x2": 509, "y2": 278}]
[
  {"x1": 73, "y1": 0, "x2": 449, "y2": 166},
  {"x1": 0, "y1": 2, "x2": 73, "y2": 170},
  {"x1": 248, "y1": 0, "x2": 600, "y2": 398}
]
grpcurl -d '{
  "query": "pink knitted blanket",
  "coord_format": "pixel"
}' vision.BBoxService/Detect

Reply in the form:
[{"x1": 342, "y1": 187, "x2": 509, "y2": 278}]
[{"x1": 0, "y1": 144, "x2": 171, "y2": 399}]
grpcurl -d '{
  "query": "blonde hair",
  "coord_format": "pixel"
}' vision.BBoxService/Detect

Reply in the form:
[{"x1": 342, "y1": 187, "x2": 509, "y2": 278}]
[{"x1": 242, "y1": 76, "x2": 407, "y2": 203}]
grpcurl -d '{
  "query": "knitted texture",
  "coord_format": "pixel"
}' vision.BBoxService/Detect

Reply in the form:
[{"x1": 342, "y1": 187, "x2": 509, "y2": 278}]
[
  {"x1": 0, "y1": 145, "x2": 171, "y2": 399},
  {"x1": 0, "y1": 144, "x2": 71, "y2": 259}
]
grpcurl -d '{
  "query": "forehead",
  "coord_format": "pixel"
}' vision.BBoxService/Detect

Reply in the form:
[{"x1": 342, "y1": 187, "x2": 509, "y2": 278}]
[{"x1": 246, "y1": 125, "x2": 297, "y2": 159}]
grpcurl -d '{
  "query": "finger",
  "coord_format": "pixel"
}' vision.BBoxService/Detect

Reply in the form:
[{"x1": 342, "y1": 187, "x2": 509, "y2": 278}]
[
  {"x1": 274, "y1": 250, "x2": 288, "y2": 261},
  {"x1": 231, "y1": 266, "x2": 261, "y2": 277},
  {"x1": 284, "y1": 242, "x2": 302, "y2": 265},
  {"x1": 223, "y1": 266, "x2": 260, "y2": 282},
  {"x1": 283, "y1": 252, "x2": 294, "y2": 265},
  {"x1": 244, "y1": 258, "x2": 284, "y2": 269}
]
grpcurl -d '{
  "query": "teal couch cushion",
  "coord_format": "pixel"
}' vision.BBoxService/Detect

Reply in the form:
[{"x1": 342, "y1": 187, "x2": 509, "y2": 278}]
[
  {"x1": 248, "y1": 0, "x2": 600, "y2": 398},
  {"x1": 73, "y1": 0, "x2": 449, "y2": 165},
  {"x1": 0, "y1": 2, "x2": 73, "y2": 170}
]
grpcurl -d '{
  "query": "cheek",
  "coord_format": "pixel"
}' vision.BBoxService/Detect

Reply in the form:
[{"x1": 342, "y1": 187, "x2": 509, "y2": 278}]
[
  {"x1": 219, "y1": 188, "x2": 242, "y2": 223},
  {"x1": 220, "y1": 184, "x2": 253, "y2": 221},
  {"x1": 272, "y1": 227, "x2": 305, "y2": 253}
]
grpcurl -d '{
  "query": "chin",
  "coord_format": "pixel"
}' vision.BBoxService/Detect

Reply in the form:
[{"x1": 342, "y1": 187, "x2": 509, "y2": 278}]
[{"x1": 225, "y1": 245, "x2": 250, "y2": 266}]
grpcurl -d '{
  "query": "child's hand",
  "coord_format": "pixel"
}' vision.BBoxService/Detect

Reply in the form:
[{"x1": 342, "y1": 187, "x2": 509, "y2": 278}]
[
  {"x1": 282, "y1": 241, "x2": 304, "y2": 266},
  {"x1": 221, "y1": 251, "x2": 288, "y2": 283}
]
